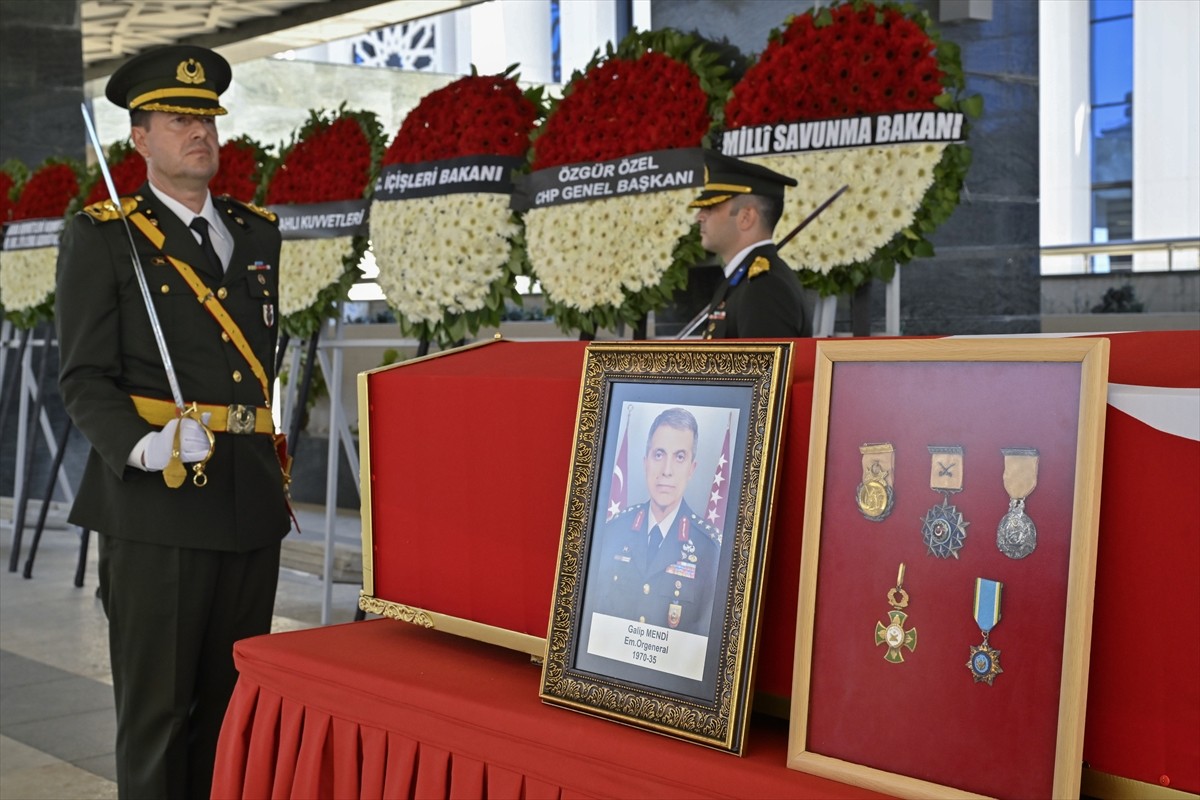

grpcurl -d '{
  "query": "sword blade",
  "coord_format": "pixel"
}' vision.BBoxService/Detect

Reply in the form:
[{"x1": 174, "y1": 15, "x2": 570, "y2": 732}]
[{"x1": 80, "y1": 103, "x2": 185, "y2": 411}]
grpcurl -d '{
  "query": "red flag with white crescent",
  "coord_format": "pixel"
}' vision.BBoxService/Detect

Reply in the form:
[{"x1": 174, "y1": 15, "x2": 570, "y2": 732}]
[{"x1": 606, "y1": 412, "x2": 629, "y2": 521}]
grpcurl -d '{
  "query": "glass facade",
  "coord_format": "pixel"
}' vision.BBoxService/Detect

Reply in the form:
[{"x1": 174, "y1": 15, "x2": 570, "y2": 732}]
[{"x1": 1089, "y1": 0, "x2": 1133, "y2": 271}]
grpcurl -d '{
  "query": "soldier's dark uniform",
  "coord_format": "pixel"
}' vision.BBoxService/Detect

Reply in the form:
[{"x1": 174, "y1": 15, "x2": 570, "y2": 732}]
[
  {"x1": 55, "y1": 45, "x2": 289, "y2": 800},
  {"x1": 702, "y1": 242, "x2": 809, "y2": 338},
  {"x1": 691, "y1": 151, "x2": 811, "y2": 339},
  {"x1": 593, "y1": 500, "x2": 720, "y2": 636}
]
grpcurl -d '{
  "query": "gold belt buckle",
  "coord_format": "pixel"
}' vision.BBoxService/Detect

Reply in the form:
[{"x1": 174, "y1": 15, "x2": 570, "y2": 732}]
[{"x1": 227, "y1": 404, "x2": 257, "y2": 435}]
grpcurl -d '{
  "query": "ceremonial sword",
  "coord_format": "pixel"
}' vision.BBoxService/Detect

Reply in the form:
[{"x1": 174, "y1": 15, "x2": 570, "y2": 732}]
[
  {"x1": 80, "y1": 103, "x2": 212, "y2": 488},
  {"x1": 674, "y1": 183, "x2": 851, "y2": 339}
]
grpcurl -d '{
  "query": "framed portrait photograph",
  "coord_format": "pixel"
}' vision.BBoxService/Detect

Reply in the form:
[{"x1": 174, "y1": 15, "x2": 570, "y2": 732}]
[
  {"x1": 540, "y1": 341, "x2": 794, "y2": 754},
  {"x1": 788, "y1": 338, "x2": 1110, "y2": 799}
]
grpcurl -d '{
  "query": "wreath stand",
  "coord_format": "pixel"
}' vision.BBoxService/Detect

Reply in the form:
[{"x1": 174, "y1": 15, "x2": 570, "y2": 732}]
[
  {"x1": 1, "y1": 320, "x2": 85, "y2": 583},
  {"x1": 277, "y1": 314, "x2": 362, "y2": 624}
]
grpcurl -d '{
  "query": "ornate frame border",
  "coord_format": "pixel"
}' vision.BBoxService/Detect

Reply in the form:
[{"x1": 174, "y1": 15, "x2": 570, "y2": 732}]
[{"x1": 539, "y1": 341, "x2": 794, "y2": 754}]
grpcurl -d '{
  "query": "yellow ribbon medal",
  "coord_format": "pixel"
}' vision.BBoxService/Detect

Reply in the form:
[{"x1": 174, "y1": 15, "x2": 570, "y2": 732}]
[{"x1": 997, "y1": 448, "x2": 1039, "y2": 559}]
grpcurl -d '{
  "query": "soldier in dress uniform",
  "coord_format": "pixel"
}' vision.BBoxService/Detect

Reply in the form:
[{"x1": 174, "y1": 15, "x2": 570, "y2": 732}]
[
  {"x1": 55, "y1": 45, "x2": 290, "y2": 799},
  {"x1": 593, "y1": 408, "x2": 720, "y2": 636},
  {"x1": 690, "y1": 151, "x2": 811, "y2": 339}
]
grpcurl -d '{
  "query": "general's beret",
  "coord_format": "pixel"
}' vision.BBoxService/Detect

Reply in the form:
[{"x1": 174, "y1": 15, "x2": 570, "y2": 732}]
[
  {"x1": 105, "y1": 45, "x2": 231, "y2": 116},
  {"x1": 689, "y1": 151, "x2": 798, "y2": 208}
]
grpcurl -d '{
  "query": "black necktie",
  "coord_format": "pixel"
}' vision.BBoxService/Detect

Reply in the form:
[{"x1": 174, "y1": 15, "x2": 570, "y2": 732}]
[
  {"x1": 189, "y1": 217, "x2": 223, "y2": 273},
  {"x1": 646, "y1": 524, "x2": 663, "y2": 562}
]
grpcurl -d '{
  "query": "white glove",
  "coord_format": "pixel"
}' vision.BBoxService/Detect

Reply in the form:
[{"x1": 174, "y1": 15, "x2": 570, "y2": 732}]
[{"x1": 142, "y1": 413, "x2": 213, "y2": 471}]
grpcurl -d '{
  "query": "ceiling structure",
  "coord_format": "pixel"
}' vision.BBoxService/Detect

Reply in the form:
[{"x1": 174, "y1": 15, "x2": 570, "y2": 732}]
[{"x1": 81, "y1": 0, "x2": 483, "y2": 80}]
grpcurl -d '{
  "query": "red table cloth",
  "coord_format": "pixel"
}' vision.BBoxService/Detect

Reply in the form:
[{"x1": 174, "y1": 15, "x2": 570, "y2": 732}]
[{"x1": 212, "y1": 619, "x2": 887, "y2": 799}]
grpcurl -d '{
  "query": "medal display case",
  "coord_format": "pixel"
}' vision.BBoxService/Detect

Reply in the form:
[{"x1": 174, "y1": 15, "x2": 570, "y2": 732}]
[{"x1": 788, "y1": 338, "x2": 1111, "y2": 799}]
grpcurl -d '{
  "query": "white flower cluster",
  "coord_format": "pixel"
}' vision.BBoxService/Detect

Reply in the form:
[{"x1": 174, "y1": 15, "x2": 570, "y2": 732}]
[
  {"x1": 370, "y1": 193, "x2": 517, "y2": 325},
  {"x1": 525, "y1": 187, "x2": 694, "y2": 312},
  {"x1": 278, "y1": 236, "x2": 355, "y2": 317},
  {"x1": 0, "y1": 246, "x2": 57, "y2": 313},
  {"x1": 752, "y1": 142, "x2": 947, "y2": 273}
]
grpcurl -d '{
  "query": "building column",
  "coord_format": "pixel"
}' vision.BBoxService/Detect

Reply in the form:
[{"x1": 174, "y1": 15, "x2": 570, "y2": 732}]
[{"x1": 0, "y1": 0, "x2": 84, "y2": 166}]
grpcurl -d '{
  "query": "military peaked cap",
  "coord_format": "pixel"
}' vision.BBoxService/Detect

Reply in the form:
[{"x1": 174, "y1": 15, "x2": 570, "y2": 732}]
[
  {"x1": 689, "y1": 151, "x2": 798, "y2": 208},
  {"x1": 106, "y1": 45, "x2": 231, "y2": 116}
]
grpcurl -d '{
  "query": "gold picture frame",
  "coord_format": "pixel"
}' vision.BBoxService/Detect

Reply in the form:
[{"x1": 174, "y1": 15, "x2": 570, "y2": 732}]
[
  {"x1": 788, "y1": 337, "x2": 1110, "y2": 798},
  {"x1": 540, "y1": 341, "x2": 794, "y2": 754}
]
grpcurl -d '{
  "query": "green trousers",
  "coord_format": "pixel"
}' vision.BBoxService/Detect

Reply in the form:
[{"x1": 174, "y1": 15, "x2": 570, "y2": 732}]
[{"x1": 98, "y1": 534, "x2": 280, "y2": 800}]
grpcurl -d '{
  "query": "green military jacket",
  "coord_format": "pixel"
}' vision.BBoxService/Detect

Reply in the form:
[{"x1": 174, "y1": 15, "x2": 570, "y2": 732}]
[{"x1": 55, "y1": 183, "x2": 290, "y2": 552}]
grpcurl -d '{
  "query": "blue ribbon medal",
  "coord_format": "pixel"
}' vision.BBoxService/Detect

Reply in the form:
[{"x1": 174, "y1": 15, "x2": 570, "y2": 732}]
[{"x1": 968, "y1": 578, "x2": 1004, "y2": 684}]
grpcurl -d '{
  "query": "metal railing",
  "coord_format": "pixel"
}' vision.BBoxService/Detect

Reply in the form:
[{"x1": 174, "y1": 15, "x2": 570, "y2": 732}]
[{"x1": 1040, "y1": 237, "x2": 1200, "y2": 273}]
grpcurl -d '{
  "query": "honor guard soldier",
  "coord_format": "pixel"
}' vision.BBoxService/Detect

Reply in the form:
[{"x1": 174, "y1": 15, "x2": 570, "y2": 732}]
[
  {"x1": 690, "y1": 151, "x2": 811, "y2": 339},
  {"x1": 56, "y1": 45, "x2": 290, "y2": 799},
  {"x1": 592, "y1": 408, "x2": 720, "y2": 636}
]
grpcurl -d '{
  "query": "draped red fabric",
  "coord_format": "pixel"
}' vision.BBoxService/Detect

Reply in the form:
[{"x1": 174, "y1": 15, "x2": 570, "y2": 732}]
[
  {"x1": 212, "y1": 620, "x2": 885, "y2": 800},
  {"x1": 212, "y1": 331, "x2": 1198, "y2": 798}
]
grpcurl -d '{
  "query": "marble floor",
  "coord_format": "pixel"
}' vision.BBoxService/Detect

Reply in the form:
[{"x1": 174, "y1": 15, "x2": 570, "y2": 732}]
[{"x1": 0, "y1": 503, "x2": 365, "y2": 800}]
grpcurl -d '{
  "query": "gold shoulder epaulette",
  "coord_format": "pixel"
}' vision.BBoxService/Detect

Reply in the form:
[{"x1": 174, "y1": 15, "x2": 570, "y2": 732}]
[
  {"x1": 747, "y1": 256, "x2": 770, "y2": 279},
  {"x1": 80, "y1": 196, "x2": 138, "y2": 222},
  {"x1": 219, "y1": 195, "x2": 277, "y2": 224}
]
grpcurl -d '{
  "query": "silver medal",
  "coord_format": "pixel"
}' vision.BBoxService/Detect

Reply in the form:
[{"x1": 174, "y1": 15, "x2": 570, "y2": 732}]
[{"x1": 996, "y1": 497, "x2": 1037, "y2": 559}]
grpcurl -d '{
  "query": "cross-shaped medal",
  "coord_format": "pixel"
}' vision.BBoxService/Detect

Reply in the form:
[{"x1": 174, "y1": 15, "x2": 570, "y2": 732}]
[{"x1": 874, "y1": 563, "x2": 917, "y2": 663}]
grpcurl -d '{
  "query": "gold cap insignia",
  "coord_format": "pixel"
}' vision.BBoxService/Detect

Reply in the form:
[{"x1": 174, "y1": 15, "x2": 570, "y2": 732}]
[
  {"x1": 748, "y1": 256, "x2": 770, "y2": 279},
  {"x1": 176, "y1": 59, "x2": 206, "y2": 85}
]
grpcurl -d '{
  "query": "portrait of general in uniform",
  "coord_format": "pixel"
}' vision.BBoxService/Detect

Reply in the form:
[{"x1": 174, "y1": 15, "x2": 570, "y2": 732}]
[{"x1": 581, "y1": 402, "x2": 741, "y2": 686}]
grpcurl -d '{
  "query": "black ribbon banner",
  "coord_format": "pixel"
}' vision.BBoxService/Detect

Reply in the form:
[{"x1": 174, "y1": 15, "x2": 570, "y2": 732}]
[
  {"x1": 719, "y1": 111, "x2": 966, "y2": 158},
  {"x1": 268, "y1": 199, "x2": 371, "y2": 241},
  {"x1": 373, "y1": 155, "x2": 524, "y2": 202},
  {"x1": 2, "y1": 218, "x2": 66, "y2": 251},
  {"x1": 510, "y1": 147, "x2": 706, "y2": 212}
]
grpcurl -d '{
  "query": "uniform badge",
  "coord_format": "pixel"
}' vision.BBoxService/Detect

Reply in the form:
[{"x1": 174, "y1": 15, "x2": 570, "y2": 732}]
[
  {"x1": 668, "y1": 603, "x2": 682, "y2": 629},
  {"x1": 176, "y1": 58, "x2": 206, "y2": 84},
  {"x1": 263, "y1": 303, "x2": 275, "y2": 328},
  {"x1": 747, "y1": 256, "x2": 770, "y2": 279}
]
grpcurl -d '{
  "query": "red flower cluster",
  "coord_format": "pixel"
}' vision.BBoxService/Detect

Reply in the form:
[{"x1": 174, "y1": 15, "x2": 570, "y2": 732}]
[
  {"x1": 384, "y1": 75, "x2": 538, "y2": 164},
  {"x1": 210, "y1": 138, "x2": 262, "y2": 202},
  {"x1": 726, "y1": 3, "x2": 944, "y2": 126},
  {"x1": 12, "y1": 163, "x2": 79, "y2": 221},
  {"x1": 0, "y1": 172, "x2": 15, "y2": 223},
  {"x1": 266, "y1": 116, "x2": 372, "y2": 205},
  {"x1": 83, "y1": 148, "x2": 145, "y2": 206},
  {"x1": 532, "y1": 52, "x2": 710, "y2": 170}
]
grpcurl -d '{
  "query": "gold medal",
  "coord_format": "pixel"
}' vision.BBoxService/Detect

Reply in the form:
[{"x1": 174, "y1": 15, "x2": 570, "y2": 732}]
[
  {"x1": 874, "y1": 563, "x2": 917, "y2": 663},
  {"x1": 856, "y1": 443, "x2": 895, "y2": 521},
  {"x1": 997, "y1": 448, "x2": 1039, "y2": 559}
]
